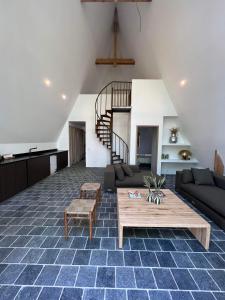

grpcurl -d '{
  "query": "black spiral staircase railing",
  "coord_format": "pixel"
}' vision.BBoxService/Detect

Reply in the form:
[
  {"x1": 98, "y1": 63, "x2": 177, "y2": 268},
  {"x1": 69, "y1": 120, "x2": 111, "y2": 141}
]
[{"x1": 95, "y1": 81, "x2": 132, "y2": 164}]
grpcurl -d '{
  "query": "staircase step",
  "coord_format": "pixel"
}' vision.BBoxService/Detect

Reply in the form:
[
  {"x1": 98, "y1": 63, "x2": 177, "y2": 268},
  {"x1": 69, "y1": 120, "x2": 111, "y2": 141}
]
[
  {"x1": 97, "y1": 134, "x2": 109, "y2": 137},
  {"x1": 96, "y1": 125, "x2": 110, "y2": 130},
  {"x1": 101, "y1": 114, "x2": 111, "y2": 119},
  {"x1": 106, "y1": 110, "x2": 112, "y2": 114},
  {"x1": 112, "y1": 155, "x2": 120, "y2": 159},
  {"x1": 97, "y1": 119, "x2": 110, "y2": 124},
  {"x1": 100, "y1": 138, "x2": 111, "y2": 142},
  {"x1": 112, "y1": 159, "x2": 123, "y2": 164},
  {"x1": 98, "y1": 137, "x2": 111, "y2": 141},
  {"x1": 96, "y1": 128, "x2": 109, "y2": 131}
]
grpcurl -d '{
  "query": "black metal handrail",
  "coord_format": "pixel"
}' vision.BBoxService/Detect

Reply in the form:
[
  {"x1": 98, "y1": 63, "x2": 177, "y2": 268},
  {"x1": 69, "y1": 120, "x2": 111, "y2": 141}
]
[{"x1": 95, "y1": 81, "x2": 131, "y2": 164}]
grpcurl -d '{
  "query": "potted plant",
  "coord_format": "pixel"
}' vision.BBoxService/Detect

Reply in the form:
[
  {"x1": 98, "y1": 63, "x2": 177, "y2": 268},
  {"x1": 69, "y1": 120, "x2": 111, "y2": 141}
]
[{"x1": 144, "y1": 172, "x2": 166, "y2": 205}]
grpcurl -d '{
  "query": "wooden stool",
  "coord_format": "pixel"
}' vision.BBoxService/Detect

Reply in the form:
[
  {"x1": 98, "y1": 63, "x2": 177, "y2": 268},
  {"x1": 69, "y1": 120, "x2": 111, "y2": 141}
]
[
  {"x1": 80, "y1": 183, "x2": 101, "y2": 203},
  {"x1": 64, "y1": 199, "x2": 96, "y2": 240}
]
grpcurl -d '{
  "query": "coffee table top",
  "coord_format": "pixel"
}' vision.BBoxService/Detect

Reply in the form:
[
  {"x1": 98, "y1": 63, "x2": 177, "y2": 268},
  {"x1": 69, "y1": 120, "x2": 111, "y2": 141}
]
[
  {"x1": 117, "y1": 188, "x2": 210, "y2": 229},
  {"x1": 66, "y1": 199, "x2": 96, "y2": 215}
]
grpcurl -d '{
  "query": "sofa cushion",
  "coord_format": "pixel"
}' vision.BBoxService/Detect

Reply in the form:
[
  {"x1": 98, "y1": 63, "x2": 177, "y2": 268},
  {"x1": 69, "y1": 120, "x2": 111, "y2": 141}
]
[
  {"x1": 121, "y1": 164, "x2": 133, "y2": 177},
  {"x1": 129, "y1": 165, "x2": 141, "y2": 173},
  {"x1": 116, "y1": 173, "x2": 145, "y2": 187},
  {"x1": 114, "y1": 164, "x2": 125, "y2": 181},
  {"x1": 182, "y1": 169, "x2": 194, "y2": 184},
  {"x1": 192, "y1": 168, "x2": 215, "y2": 185},
  {"x1": 181, "y1": 183, "x2": 225, "y2": 217}
]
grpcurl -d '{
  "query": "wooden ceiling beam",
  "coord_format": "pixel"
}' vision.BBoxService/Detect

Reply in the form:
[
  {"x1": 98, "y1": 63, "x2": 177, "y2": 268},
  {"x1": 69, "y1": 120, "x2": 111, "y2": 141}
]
[{"x1": 81, "y1": 1, "x2": 151, "y2": 3}]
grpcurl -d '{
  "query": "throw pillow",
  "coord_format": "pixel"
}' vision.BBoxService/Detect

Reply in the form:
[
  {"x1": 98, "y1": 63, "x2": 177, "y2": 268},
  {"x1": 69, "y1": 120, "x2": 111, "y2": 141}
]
[
  {"x1": 182, "y1": 169, "x2": 194, "y2": 184},
  {"x1": 121, "y1": 164, "x2": 133, "y2": 177},
  {"x1": 114, "y1": 164, "x2": 125, "y2": 181},
  {"x1": 191, "y1": 168, "x2": 215, "y2": 185}
]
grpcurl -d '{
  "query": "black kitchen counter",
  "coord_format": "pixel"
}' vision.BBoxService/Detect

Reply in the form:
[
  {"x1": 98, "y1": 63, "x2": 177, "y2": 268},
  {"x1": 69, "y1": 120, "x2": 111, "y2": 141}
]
[{"x1": 0, "y1": 149, "x2": 67, "y2": 165}]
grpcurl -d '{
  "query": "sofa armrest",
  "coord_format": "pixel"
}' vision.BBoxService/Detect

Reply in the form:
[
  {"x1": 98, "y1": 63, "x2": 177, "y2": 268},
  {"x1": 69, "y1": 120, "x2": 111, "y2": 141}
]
[
  {"x1": 104, "y1": 165, "x2": 116, "y2": 192},
  {"x1": 175, "y1": 171, "x2": 183, "y2": 192},
  {"x1": 214, "y1": 174, "x2": 225, "y2": 190},
  {"x1": 129, "y1": 165, "x2": 140, "y2": 173}
]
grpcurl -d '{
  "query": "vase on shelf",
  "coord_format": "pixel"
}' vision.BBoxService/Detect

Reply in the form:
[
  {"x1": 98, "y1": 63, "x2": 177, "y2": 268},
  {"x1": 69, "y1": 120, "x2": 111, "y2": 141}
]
[
  {"x1": 169, "y1": 127, "x2": 179, "y2": 144},
  {"x1": 169, "y1": 133, "x2": 177, "y2": 144}
]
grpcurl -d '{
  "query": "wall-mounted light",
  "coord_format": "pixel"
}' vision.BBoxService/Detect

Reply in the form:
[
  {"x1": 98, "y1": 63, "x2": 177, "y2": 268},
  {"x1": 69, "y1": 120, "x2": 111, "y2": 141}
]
[
  {"x1": 43, "y1": 78, "x2": 52, "y2": 87},
  {"x1": 61, "y1": 94, "x2": 67, "y2": 100},
  {"x1": 179, "y1": 79, "x2": 187, "y2": 87}
]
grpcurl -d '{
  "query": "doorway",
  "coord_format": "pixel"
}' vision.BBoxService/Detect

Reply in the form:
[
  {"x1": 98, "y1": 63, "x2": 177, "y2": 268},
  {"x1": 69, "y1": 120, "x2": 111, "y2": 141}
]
[
  {"x1": 136, "y1": 126, "x2": 159, "y2": 173},
  {"x1": 69, "y1": 122, "x2": 86, "y2": 166}
]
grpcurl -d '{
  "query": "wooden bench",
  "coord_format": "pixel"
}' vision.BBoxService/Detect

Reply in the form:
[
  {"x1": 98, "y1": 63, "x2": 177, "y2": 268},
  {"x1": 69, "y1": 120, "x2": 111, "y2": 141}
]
[{"x1": 64, "y1": 199, "x2": 96, "y2": 240}]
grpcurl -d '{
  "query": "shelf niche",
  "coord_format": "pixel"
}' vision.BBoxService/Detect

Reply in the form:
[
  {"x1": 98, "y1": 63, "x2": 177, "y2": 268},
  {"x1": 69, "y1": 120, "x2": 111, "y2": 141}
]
[{"x1": 161, "y1": 117, "x2": 199, "y2": 175}]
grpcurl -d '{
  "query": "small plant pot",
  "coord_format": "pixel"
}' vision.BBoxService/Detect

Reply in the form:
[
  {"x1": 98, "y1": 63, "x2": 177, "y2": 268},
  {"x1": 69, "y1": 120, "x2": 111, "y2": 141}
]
[{"x1": 151, "y1": 190, "x2": 164, "y2": 205}]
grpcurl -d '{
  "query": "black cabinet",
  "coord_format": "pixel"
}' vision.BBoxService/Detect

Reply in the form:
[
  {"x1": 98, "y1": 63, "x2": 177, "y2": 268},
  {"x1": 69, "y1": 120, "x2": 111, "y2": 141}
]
[
  {"x1": 14, "y1": 161, "x2": 27, "y2": 193},
  {"x1": 57, "y1": 151, "x2": 68, "y2": 171},
  {"x1": 0, "y1": 150, "x2": 68, "y2": 202},
  {"x1": 0, "y1": 161, "x2": 27, "y2": 202},
  {"x1": 27, "y1": 156, "x2": 50, "y2": 186}
]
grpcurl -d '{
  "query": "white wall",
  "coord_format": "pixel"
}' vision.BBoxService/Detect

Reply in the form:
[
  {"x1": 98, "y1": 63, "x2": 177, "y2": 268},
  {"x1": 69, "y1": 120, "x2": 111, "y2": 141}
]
[
  {"x1": 0, "y1": 2, "x2": 146, "y2": 149},
  {"x1": 130, "y1": 80, "x2": 177, "y2": 174},
  {"x1": 57, "y1": 94, "x2": 110, "y2": 168},
  {"x1": 0, "y1": 142, "x2": 56, "y2": 155},
  {"x1": 58, "y1": 80, "x2": 190, "y2": 172},
  {"x1": 113, "y1": 113, "x2": 130, "y2": 146},
  {"x1": 118, "y1": 1, "x2": 225, "y2": 169}
]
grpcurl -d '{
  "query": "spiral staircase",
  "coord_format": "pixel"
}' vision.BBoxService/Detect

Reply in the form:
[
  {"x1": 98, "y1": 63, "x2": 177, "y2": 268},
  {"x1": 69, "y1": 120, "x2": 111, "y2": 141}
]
[{"x1": 95, "y1": 81, "x2": 132, "y2": 164}]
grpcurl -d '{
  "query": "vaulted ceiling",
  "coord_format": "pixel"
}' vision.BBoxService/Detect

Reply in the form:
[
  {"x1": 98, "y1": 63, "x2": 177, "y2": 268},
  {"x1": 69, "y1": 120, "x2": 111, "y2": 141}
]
[{"x1": 0, "y1": 0, "x2": 224, "y2": 167}]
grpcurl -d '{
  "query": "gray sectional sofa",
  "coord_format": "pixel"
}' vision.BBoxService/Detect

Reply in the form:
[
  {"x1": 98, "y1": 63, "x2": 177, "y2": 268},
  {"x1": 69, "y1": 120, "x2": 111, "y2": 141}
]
[
  {"x1": 176, "y1": 168, "x2": 225, "y2": 231},
  {"x1": 104, "y1": 164, "x2": 150, "y2": 192}
]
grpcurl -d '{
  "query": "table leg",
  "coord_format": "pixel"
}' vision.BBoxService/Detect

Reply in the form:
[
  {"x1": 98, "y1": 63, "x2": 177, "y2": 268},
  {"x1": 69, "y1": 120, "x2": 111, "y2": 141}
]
[
  {"x1": 93, "y1": 206, "x2": 96, "y2": 223},
  {"x1": 98, "y1": 187, "x2": 101, "y2": 203},
  {"x1": 89, "y1": 212, "x2": 93, "y2": 240},
  {"x1": 64, "y1": 211, "x2": 68, "y2": 240},
  {"x1": 118, "y1": 225, "x2": 123, "y2": 248},
  {"x1": 189, "y1": 226, "x2": 211, "y2": 250}
]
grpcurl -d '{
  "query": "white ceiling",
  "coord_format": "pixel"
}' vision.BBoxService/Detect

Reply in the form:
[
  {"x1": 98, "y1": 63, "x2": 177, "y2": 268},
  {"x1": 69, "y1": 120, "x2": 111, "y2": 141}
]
[{"x1": 0, "y1": 0, "x2": 224, "y2": 167}]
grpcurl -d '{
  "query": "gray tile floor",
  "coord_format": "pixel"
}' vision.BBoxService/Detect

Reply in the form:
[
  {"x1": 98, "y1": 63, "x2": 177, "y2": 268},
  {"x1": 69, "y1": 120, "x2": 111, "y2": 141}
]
[{"x1": 0, "y1": 162, "x2": 224, "y2": 300}]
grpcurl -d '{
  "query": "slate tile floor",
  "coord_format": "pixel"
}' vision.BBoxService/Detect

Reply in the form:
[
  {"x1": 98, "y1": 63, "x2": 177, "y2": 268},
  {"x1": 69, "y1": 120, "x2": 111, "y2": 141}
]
[{"x1": 0, "y1": 162, "x2": 224, "y2": 299}]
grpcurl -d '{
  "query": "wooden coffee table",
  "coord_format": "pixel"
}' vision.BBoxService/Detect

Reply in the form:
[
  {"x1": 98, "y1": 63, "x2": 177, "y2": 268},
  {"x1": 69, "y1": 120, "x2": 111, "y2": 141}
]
[{"x1": 117, "y1": 188, "x2": 211, "y2": 250}]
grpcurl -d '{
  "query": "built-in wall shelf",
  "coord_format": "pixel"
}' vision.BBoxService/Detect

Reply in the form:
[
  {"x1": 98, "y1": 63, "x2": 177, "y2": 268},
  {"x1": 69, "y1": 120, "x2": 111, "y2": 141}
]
[
  {"x1": 161, "y1": 116, "x2": 199, "y2": 174},
  {"x1": 161, "y1": 159, "x2": 199, "y2": 164},
  {"x1": 162, "y1": 143, "x2": 191, "y2": 147}
]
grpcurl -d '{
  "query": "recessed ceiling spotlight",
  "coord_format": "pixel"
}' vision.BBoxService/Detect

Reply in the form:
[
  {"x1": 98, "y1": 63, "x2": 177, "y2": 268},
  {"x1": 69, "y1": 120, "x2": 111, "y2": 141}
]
[
  {"x1": 43, "y1": 78, "x2": 52, "y2": 87},
  {"x1": 180, "y1": 79, "x2": 187, "y2": 87},
  {"x1": 61, "y1": 94, "x2": 67, "y2": 100}
]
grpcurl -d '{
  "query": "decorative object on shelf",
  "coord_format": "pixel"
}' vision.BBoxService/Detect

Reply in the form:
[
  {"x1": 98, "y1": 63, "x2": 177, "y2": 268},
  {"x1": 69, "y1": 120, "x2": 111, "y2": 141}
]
[
  {"x1": 165, "y1": 154, "x2": 169, "y2": 159},
  {"x1": 144, "y1": 172, "x2": 166, "y2": 205},
  {"x1": 161, "y1": 153, "x2": 165, "y2": 159},
  {"x1": 169, "y1": 127, "x2": 179, "y2": 144},
  {"x1": 128, "y1": 191, "x2": 142, "y2": 199},
  {"x1": 179, "y1": 149, "x2": 192, "y2": 160}
]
